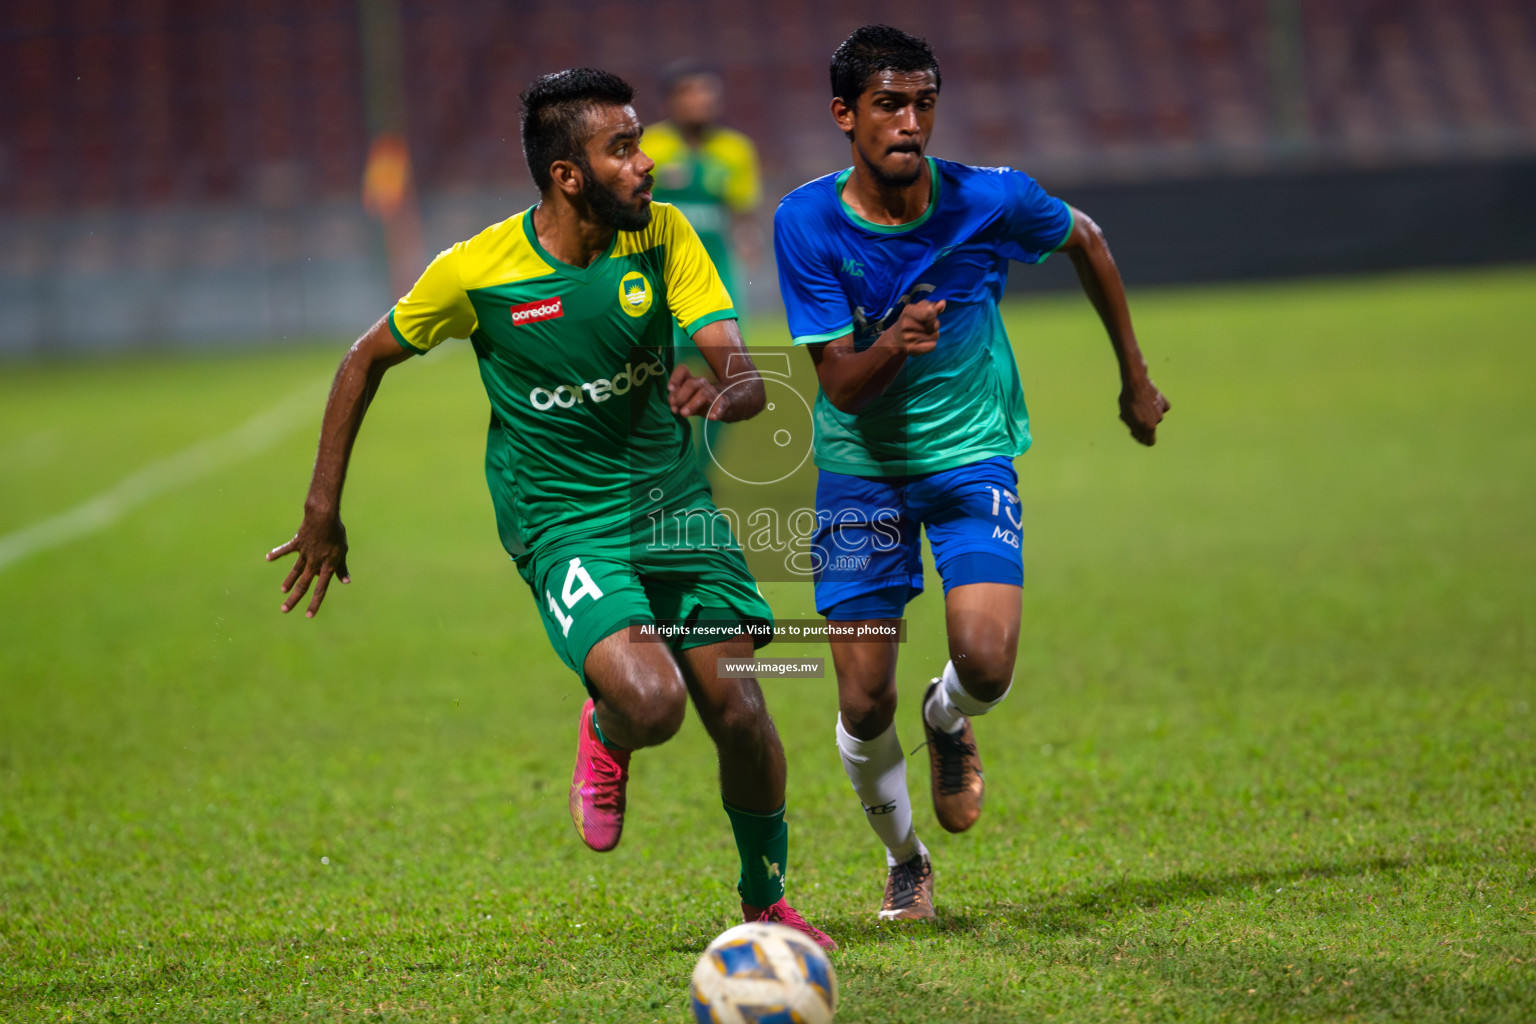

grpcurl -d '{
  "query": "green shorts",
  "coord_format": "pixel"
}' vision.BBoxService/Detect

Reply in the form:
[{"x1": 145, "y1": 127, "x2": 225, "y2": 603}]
[{"x1": 517, "y1": 513, "x2": 773, "y2": 690}]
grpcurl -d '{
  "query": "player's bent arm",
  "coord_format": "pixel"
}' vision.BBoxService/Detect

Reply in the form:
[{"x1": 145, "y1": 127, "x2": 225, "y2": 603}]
[
  {"x1": 303, "y1": 317, "x2": 415, "y2": 516},
  {"x1": 265, "y1": 316, "x2": 415, "y2": 616},
  {"x1": 676, "y1": 318, "x2": 766, "y2": 422},
  {"x1": 1058, "y1": 206, "x2": 1171, "y2": 446},
  {"x1": 806, "y1": 299, "x2": 944, "y2": 415}
]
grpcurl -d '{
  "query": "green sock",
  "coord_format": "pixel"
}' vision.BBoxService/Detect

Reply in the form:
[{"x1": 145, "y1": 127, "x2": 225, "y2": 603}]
[
  {"x1": 590, "y1": 708, "x2": 623, "y2": 750},
  {"x1": 724, "y1": 801, "x2": 788, "y2": 908}
]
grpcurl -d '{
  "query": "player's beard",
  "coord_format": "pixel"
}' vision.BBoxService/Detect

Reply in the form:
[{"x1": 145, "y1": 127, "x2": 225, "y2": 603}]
[
  {"x1": 871, "y1": 144, "x2": 925, "y2": 188},
  {"x1": 581, "y1": 166, "x2": 654, "y2": 232}
]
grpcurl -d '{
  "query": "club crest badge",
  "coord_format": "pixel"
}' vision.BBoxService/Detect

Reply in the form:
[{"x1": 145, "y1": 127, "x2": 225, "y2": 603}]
[{"x1": 619, "y1": 271, "x2": 653, "y2": 318}]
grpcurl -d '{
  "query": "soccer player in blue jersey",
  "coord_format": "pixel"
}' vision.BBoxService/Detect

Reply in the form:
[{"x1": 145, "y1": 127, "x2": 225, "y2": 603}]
[{"x1": 774, "y1": 25, "x2": 1171, "y2": 921}]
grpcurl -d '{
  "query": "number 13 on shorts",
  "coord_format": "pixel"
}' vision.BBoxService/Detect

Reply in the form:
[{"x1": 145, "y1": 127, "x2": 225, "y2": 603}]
[{"x1": 546, "y1": 557, "x2": 605, "y2": 637}]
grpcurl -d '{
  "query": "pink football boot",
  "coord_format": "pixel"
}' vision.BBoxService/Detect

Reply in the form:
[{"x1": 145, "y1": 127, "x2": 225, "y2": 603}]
[
  {"x1": 741, "y1": 898, "x2": 838, "y2": 951},
  {"x1": 569, "y1": 699, "x2": 630, "y2": 852}
]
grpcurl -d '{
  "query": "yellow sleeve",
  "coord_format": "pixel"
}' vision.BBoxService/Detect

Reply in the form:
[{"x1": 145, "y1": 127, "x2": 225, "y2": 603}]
[
  {"x1": 713, "y1": 130, "x2": 761, "y2": 214},
  {"x1": 387, "y1": 244, "x2": 478, "y2": 354},
  {"x1": 660, "y1": 205, "x2": 736, "y2": 336}
]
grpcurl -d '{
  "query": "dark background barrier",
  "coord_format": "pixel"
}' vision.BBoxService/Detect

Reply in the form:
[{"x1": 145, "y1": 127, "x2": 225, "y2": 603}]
[
  {"x1": 1021, "y1": 159, "x2": 1536, "y2": 291},
  {"x1": 3, "y1": 0, "x2": 1535, "y2": 354}
]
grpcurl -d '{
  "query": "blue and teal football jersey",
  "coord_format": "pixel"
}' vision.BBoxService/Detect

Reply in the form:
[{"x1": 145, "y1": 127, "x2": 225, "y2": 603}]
[{"x1": 773, "y1": 156, "x2": 1073, "y2": 477}]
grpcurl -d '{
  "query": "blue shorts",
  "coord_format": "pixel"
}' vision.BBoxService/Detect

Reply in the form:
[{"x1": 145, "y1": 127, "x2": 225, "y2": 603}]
[{"x1": 811, "y1": 456, "x2": 1024, "y2": 619}]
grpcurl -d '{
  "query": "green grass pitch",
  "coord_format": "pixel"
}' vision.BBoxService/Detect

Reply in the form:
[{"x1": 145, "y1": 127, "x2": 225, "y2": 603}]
[{"x1": 1, "y1": 267, "x2": 1532, "y2": 1022}]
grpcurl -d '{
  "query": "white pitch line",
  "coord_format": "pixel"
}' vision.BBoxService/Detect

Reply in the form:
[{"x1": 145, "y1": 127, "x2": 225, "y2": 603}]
[{"x1": 0, "y1": 377, "x2": 330, "y2": 574}]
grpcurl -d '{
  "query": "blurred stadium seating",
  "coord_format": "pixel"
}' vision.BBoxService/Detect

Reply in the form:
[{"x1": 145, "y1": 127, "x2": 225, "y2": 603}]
[{"x1": 2, "y1": 0, "x2": 1534, "y2": 353}]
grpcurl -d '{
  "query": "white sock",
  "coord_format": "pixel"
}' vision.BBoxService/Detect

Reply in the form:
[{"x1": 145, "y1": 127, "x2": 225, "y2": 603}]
[
  {"x1": 924, "y1": 659, "x2": 1012, "y2": 735},
  {"x1": 835, "y1": 715, "x2": 921, "y2": 866}
]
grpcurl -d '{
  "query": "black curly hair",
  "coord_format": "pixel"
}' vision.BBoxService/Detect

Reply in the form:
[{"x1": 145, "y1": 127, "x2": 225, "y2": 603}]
[
  {"x1": 519, "y1": 68, "x2": 635, "y2": 191},
  {"x1": 829, "y1": 24, "x2": 941, "y2": 105}
]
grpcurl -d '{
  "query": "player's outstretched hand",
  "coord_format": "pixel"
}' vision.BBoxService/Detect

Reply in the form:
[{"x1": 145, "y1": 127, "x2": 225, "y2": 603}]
[
  {"x1": 887, "y1": 299, "x2": 945, "y2": 355},
  {"x1": 266, "y1": 515, "x2": 350, "y2": 618},
  {"x1": 668, "y1": 364, "x2": 727, "y2": 420},
  {"x1": 1119, "y1": 379, "x2": 1171, "y2": 446}
]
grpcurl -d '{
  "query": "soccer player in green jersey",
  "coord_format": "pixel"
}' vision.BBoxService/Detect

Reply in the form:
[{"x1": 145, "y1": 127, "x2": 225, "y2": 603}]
[
  {"x1": 774, "y1": 27, "x2": 1171, "y2": 921},
  {"x1": 267, "y1": 68, "x2": 833, "y2": 949},
  {"x1": 646, "y1": 59, "x2": 762, "y2": 318},
  {"x1": 646, "y1": 60, "x2": 764, "y2": 474}
]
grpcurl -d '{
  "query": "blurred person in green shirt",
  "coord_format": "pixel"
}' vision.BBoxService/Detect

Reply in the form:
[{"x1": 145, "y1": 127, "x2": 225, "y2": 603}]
[{"x1": 648, "y1": 60, "x2": 764, "y2": 473}]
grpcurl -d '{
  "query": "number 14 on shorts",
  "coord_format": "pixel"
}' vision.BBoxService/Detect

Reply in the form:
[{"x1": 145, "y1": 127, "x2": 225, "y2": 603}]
[{"x1": 546, "y1": 557, "x2": 605, "y2": 637}]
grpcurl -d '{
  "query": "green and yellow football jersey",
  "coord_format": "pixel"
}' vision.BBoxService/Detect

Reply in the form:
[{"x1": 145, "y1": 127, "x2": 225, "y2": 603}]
[
  {"x1": 644, "y1": 121, "x2": 760, "y2": 297},
  {"x1": 387, "y1": 202, "x2": 736, "y2": 558}
]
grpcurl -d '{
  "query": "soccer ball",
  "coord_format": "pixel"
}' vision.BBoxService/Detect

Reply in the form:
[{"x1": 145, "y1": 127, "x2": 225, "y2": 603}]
[{"x1": 689, "y1": 921, "x2": 838, "y2": 1023}]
